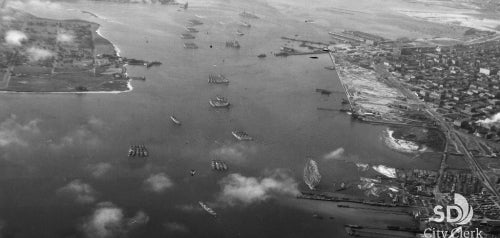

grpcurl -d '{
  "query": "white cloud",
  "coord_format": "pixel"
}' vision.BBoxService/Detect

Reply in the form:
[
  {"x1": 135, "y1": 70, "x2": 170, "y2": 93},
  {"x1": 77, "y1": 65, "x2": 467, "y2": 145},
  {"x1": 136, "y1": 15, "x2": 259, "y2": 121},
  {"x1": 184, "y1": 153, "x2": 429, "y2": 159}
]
[
  {"x1": 164, "y1": 222, "x2": 189, "y2": 233},
  {"x1": 0, "y1": 114, "x2": 40, "y2": 147},
  {"x1": 144, "y1": 173, "x2": 173, "y2": 193},
  {"x1": 57, "y1": 32, "x2": 74, "y2": 43},
  {"x1": 87, "y1": 163, "x2": 112, "y2": 178},
  {"x1": 50, "y1": 117, "x2": 104, "y2": 150},
  {"x1": 26, "y1": 47, "x2": 54, "y2": 61},
  {"x1": 218, "y1": 170, "x2": 299, "y2": 206},
  {"x1": 57, "y1": 179, "x2": 97, "y2": 204},
  {"x1": 323, "y1": 147, "x2": 345, "y2": 160},
  {"x1": 175, "y1": 204, "x2": 201, "y2": 213},
  {"x1": 81, "y1": 202, "x2": 125, "y2": 238},
  {"x1": 477, "y1": 112, "x2": 500, "y2": 125},
  {"x1": 7, "y1": 0, "x2": 61, "y2": 11},
  {"x1": 81, "y1": 202, "x2": 148, "y2": 238},
  {"x1": 4, "y1": 30, "x2": 27, "y2": 46},
  {"x1": 126, "y1": 211, "x2": 149, "y2": 230},
  {"x1": 211, "y1": 142, "x2": 257, "y2": 162}
]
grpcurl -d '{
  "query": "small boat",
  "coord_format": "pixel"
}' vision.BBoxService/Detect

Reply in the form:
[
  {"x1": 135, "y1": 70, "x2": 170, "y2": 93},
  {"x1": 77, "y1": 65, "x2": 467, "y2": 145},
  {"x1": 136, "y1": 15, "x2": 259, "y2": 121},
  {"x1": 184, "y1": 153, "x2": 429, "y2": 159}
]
[
  {"x1": 190, "y1": 169, "x2": 196, "y2": 176},
  {"x1": 257, "y1": 54, "x2": 266, "y2": 58},
  {"x1": 170, "y1": 116, "x2": 181, "y2": 125},
  {"x1": 232, "y1": 131, "x2": 253, "y2": 141},
  {"x1": 236, "y1": 30, "x2": 244, "y2": 36},
  {"x1": 341, "y1": 98, "x2": 349, "y2": 104},
  {"x1": 199, "y1": 201, "x2": 217, "y2": 216}
]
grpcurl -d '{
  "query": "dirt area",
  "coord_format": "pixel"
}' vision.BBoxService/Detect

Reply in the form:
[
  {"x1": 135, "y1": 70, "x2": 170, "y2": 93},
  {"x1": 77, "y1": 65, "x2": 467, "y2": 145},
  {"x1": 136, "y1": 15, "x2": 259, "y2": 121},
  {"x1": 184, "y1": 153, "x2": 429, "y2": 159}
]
[{"x1": 390, "y1": 126, "x2": 445, "y2": 152}]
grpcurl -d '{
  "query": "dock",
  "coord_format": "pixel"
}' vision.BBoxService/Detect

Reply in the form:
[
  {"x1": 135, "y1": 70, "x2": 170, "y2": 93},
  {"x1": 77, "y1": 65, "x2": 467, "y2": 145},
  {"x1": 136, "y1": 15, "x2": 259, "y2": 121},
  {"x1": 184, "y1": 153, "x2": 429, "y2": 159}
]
[{"x1": 327, "y1": 52, "x2": 353, "y2": 111}]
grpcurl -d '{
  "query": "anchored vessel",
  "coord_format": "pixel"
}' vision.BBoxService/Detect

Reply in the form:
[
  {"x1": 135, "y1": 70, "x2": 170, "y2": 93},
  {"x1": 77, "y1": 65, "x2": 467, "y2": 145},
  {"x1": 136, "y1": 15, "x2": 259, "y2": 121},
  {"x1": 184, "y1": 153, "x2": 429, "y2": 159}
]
[
  {"x1": 128, "y1": 145, "x2": 149, "y2": 157},
  {"x1": 208, "y1": 74, "x2": 229, "y2": 84},
  {"x1": 199, "y1": 201, "x2": 217, "y2": 216},
  {"x1": 209, "y1": 96, "x2": 230, "y2": 108},
  {"x1": 232, "y1": 130, "x2": 253, "y2": 141},
  {"x1": 170, "y1": 115, "x2": 181, "y2": 125},
  {"x1": 211, "y1": 160, "x2": 228, "y2": 171},
  {"x1": 303, "y1": 159, "x2": 321, "y2": 190}
]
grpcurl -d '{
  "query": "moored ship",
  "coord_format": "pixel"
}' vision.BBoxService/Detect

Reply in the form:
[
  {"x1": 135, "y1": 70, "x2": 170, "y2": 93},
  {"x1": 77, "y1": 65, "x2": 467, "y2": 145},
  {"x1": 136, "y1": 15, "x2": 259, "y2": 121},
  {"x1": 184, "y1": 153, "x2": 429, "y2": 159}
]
[
  {"x1": 232, "y1": 130, "x2": 253, "y2": 141},
  {"x1": 199, "y1": 201, "x2": 217, "y2": 216},
  {"x1": 208, "y1": 74, "x2": 229, "y2": 84},
  {"x1": 209, "y1": 96, "x2": 230, "y2": 108},
  {"x1": 170, "y1": 115, "x2": 181, "y2": 125}
]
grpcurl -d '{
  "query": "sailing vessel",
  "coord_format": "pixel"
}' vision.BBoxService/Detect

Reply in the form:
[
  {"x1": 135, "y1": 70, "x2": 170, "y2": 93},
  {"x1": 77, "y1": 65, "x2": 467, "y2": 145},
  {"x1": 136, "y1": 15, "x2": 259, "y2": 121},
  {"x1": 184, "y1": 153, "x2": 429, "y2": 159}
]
[
  {"x1": 303, "y1": 159, "x2": 321, "y2": 190},
  {"x1": 199, "y1": 201, "x2": 217, "y2": 216}
]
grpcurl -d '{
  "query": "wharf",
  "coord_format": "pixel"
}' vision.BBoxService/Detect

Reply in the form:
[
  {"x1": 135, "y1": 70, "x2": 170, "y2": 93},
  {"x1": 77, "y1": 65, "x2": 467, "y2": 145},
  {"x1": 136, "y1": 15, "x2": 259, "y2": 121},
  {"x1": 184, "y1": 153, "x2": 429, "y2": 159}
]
[{"x1": 297, "y1": 191, "x2": 409, "y2": 208}]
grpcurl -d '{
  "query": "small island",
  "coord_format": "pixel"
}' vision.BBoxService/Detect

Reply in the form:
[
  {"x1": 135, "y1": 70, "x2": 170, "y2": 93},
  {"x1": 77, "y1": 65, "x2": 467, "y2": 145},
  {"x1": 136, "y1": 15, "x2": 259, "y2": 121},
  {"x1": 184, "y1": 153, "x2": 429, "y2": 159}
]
[{"x1": 0, "y1": 8, "x2": 151, "y2": 93}]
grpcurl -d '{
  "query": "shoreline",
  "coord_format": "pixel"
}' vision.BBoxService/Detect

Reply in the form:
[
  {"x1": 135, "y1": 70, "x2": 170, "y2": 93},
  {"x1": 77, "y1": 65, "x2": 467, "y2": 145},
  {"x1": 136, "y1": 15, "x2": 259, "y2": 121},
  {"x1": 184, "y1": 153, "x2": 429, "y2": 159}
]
[{"x1": 96, "y1": 26, "x2": 121, "y2": 57}]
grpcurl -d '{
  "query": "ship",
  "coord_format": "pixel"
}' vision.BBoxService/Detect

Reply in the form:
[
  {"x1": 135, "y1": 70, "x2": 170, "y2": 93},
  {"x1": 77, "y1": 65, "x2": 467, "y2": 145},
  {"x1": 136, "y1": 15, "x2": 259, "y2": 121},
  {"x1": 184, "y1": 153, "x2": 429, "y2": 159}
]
[
  {"x1": 239, "y1": 10, "x2": 259, "y2": 19},
  {"x1": 185, "y1": 27, "x2": 199, "y2": 33},
  {"x1": 208, "y1": 74, "x2": 229, "y2": 84},
  {"x1": 128, "y1": 145, "x2": 149, "y2": 158},
  {"x1": 198, "y1": 201, "x2": 217, "y2": 216},
  {"x1": 180, "y1": 33, "x2": 195, "y2": 39},
  {"x1": 303, "y1": 159, "x2": 321, "y2": 190},
  {"x1": 184, "y1": 42, "x2": 199, "y2": 49},
  {"x1": 239, "y1": 21, "x2": 251, "y2": 28},
  {"x1": 232, "y1": 130, "x2": 253, "y2": 141},
  {"x1": 170, "y1": 115, "x2": 181, "y2": 125},
  {"x1": 211, "y1": 160, "x2": 228, "y2": 171},
  {"x1": 209, "y1": 96, "x2": 230, "y2": 108}
]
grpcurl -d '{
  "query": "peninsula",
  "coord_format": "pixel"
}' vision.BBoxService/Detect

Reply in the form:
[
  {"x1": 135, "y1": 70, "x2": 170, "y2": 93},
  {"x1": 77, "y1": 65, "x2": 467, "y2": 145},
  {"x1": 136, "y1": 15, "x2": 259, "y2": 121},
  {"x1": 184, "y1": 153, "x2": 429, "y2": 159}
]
[{"x1": 0, "y1": 8, "x2": 146, "y2": 93}]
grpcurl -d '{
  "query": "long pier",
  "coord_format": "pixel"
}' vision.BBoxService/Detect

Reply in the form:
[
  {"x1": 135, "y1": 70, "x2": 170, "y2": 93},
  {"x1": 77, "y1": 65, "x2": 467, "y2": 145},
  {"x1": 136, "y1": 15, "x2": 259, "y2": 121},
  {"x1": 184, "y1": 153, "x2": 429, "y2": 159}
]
[{"x1": 327, "y1": 52, "x2": 353, "y2": 111}]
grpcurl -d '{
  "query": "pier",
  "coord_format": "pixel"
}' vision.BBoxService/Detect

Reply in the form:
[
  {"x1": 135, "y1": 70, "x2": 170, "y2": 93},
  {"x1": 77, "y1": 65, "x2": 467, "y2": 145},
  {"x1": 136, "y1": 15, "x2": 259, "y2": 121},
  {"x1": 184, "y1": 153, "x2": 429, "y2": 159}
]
[
  {"x1": 327, "y1": 52, "x2": 353, "y2": 111},
  {"x1": 297, "y1": 191, "x2": 409, "y2": 208}
]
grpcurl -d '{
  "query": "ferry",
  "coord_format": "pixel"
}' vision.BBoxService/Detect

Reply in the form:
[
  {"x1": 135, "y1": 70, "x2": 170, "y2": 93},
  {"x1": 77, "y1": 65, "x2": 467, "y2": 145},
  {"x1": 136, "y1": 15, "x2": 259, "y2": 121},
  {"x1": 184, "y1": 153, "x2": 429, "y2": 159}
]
[
  {"x1": 232, "y1": 131, "x2": 253, "y2": 141},
  {"x1": 209, "y1": 96, "x2": 230, "y2": 108},
  {"x1": 170, "y1": 116, "x2": 181, "y2": 125},
  {"x1": 198, "y1": 201, "x2": 217, "y2": 216}
]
